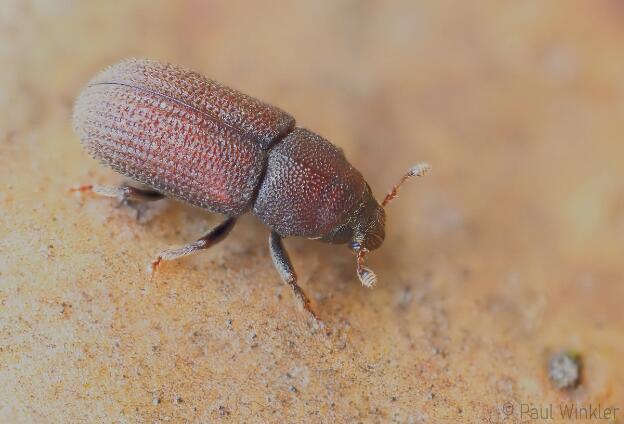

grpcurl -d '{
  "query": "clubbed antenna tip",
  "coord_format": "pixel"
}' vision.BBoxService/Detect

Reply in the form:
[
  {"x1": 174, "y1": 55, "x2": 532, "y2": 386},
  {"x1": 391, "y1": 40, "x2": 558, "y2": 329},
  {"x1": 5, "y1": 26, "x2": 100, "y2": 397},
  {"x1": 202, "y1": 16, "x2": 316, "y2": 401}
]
[
  {"x1": 382, "y1": 162, "x2": 431, "y2": 208},
  {"x1": 356, "y1": 248, "x2": 377, "y2": 288},
  {"x1": 409, "y1": 162, "x2": 432, "y2": 178}
]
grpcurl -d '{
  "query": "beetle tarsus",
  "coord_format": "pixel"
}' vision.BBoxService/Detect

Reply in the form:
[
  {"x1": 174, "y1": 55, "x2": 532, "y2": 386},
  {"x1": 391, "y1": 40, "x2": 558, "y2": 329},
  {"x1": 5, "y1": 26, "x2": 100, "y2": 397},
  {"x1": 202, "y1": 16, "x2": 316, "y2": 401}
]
[
  {"x1": 269, "y1": 231, "x2": 321, "y2": 322},
  {"x1": 148, "y1": 217, "x2": 237, "y2": 272},
  {"x1": 147, "y1": 256, "x2": 162, "y2": 274},
  {"x1": 69, "y1": 184, "x2": 94, "y2": 193}
]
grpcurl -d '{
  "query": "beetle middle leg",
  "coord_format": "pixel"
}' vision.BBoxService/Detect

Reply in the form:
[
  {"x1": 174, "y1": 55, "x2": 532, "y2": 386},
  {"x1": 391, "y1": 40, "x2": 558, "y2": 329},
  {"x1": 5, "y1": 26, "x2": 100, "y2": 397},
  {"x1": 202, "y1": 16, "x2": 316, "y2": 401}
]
[
  {"x1": 269, "y1": 232, "x2": 320, "y2": 321},
  {"x1": 149, "y1": 217, "x2": 237, "y2": 273}
]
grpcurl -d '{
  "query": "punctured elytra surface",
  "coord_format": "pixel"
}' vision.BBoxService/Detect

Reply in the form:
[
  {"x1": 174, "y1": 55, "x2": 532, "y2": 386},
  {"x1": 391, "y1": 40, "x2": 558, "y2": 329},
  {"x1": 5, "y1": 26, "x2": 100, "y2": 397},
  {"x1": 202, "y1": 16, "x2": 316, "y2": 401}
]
[{"x1": 73, "y1": 59, "x2": 295, "y2": 215}]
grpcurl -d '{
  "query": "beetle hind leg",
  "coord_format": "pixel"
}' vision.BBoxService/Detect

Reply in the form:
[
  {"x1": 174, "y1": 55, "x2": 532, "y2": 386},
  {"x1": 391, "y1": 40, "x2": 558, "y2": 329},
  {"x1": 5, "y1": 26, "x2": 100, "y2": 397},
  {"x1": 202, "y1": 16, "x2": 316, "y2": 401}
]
[
  {"x1": 149, "y1": 217, "x2": 237, "y2": 273},
  {"x1": 269, "y1": 232, "x2": 320, "y2": 322},
  {"x1": 71, "y1": 182, "x2": 165, "y2": 220}
]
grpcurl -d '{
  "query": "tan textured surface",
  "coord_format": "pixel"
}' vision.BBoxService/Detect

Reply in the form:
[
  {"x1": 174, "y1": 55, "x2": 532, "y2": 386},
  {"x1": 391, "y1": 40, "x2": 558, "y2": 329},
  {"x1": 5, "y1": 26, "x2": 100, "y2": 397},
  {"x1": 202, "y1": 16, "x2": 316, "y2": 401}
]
[{"x1": 1, "y1": 1, "x2": 623, "y2": 423}]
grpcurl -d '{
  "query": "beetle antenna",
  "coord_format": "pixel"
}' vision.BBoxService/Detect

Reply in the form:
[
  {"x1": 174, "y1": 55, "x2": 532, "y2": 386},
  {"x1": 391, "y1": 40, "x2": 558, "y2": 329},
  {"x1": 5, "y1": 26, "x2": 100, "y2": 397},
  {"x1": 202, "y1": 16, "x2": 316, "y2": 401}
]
[
  {"x1": 382, "y1": 162, "x2": 431, "y2": 208},
  {"x1": 356, "y1": 248, "x2": 377, "y2": 288}
]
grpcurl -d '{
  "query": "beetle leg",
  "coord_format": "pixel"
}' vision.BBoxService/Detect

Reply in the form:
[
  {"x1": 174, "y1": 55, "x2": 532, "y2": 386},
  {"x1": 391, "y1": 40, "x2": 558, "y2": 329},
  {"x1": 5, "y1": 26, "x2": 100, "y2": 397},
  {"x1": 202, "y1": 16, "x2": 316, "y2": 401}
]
[
  {"x1": 71, "y1": 183, "x2": 165, "y2": 220},
  {"x1": 269, "y1": 232, "x2": 320, "y2": 321},
  {"x1": 71, "y1": 182, "x2": 164, "y2": 201},
  {"x1": 149, "y1": 217, "x2": 237, "y2": 273}
]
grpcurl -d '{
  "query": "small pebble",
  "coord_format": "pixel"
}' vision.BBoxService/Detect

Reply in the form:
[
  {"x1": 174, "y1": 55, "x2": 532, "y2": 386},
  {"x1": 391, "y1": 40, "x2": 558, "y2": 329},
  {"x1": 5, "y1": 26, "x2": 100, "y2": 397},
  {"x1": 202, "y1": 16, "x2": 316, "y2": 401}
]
[{"x1": 549, "y1": 351, "x2": 581, "y2": 390}]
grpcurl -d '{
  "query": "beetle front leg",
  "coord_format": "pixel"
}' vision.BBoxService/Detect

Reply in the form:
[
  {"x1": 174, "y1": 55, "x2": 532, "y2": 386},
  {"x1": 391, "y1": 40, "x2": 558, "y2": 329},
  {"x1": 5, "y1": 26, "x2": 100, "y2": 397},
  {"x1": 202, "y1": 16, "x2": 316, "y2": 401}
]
[
  {"x1": 269, "y1": 232, "x2": 320, "y2": 321},
  {"x1": 149, "y1": 217, "x2": 237, "y2": 273}
]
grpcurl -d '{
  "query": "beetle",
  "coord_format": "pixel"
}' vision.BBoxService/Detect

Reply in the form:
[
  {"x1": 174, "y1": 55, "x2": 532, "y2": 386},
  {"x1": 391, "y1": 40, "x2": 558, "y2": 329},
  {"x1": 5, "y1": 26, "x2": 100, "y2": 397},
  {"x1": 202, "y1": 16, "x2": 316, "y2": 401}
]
[{"x1": 72, "y1": 59, "x2": 430, "y2": 320}]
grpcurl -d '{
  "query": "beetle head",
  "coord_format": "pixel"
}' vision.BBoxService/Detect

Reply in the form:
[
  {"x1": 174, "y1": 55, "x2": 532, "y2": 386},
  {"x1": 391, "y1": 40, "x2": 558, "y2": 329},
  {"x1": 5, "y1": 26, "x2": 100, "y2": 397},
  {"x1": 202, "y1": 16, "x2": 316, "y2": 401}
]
[
  {"x1": 350, "y1": 188, "x2": 386, "y2": 251},
  {"x1": 349, "y1": 163, "x2": 431, "y2": 288}
]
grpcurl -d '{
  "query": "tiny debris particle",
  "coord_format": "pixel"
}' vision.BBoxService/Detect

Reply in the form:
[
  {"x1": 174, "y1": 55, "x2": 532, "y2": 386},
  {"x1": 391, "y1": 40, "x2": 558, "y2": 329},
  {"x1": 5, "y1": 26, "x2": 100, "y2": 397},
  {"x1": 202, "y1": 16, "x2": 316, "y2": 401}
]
[
  {"x1": 218, "y1": 405, "x2": 230, "y2": 416},
  {"x1": 152, "y1": 396, "x2": 161, "y2": 405},
  {"x1": 427, "y1": 384, "x2": 436, "y2": 400},
  {"x1": 395, "y1": 285, "x2": 413, "y2": 309},
  {"x1": 549, "y1": 351, "x2": 581, "y2": 390},
  {"x1": 248, "y1": 332, "x2": 258, "y2": 348},
  {"x1": 289, "y1": 385, "x2": 298, "y2": 393}
]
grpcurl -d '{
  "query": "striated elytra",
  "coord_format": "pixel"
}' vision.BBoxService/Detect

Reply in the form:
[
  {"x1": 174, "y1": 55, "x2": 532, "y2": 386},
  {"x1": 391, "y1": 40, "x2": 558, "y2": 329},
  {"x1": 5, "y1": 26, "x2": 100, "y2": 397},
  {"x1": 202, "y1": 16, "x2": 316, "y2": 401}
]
[{"x1": 72, "y1": 59, "x2": 430, "y2": 320}]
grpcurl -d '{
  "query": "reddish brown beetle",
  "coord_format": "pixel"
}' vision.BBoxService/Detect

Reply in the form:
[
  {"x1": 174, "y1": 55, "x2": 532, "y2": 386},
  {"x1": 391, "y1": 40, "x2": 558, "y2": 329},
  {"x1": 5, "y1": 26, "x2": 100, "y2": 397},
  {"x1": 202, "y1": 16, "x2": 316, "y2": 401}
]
[{"x1": 72, "y1": 59, "x2": 429, "y2": 320}]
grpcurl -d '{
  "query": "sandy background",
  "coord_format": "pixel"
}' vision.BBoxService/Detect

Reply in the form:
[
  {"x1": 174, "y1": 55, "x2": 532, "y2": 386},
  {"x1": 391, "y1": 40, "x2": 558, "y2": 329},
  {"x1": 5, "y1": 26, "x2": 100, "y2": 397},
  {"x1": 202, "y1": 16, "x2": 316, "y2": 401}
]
[{"x1": 1, "y1": 1, "x2": 623, "y2": 422}]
